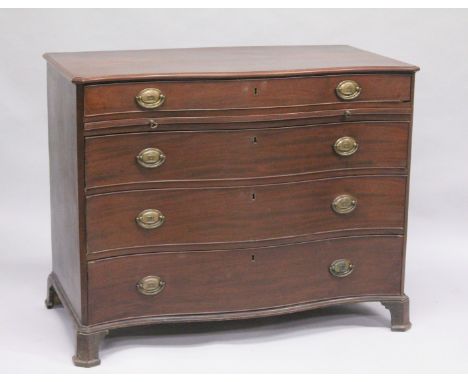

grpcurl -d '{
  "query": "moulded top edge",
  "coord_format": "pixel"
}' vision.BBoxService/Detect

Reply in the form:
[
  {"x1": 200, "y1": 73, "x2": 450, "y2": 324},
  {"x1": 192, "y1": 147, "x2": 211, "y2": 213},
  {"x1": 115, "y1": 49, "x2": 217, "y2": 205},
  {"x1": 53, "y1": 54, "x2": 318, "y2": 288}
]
[{"x1": 43, "y1": 45, "x2": 419, "y2": 84}]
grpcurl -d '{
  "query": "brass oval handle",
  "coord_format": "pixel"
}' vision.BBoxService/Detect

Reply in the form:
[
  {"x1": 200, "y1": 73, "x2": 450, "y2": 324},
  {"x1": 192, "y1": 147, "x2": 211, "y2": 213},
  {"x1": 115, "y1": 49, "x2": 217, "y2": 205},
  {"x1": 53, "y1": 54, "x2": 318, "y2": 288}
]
[
  {"x1": 329, "y1": 259, "x2": 354, "y2": 278},
  {"x1": 333, "y1": 136, "x2": 359, "y2": 156},
  {"x1": 336, "y1": 80, "x2": 361, "y2": 101},
  {"x1": 136, "y1": 148, "x2": 166, "y2": 168},
  {"x1": 135, "y1": 88, "x2": 166, "y2": 109},
  {"x1": 137, "y1": 275, "x2": 166, "y2": 296},
  {"x1": 136, "y1": 209, "x2": 165, "y2": 229},
  {"x1": 332, "y1": 194, "x2": 357, "y2": 214}
]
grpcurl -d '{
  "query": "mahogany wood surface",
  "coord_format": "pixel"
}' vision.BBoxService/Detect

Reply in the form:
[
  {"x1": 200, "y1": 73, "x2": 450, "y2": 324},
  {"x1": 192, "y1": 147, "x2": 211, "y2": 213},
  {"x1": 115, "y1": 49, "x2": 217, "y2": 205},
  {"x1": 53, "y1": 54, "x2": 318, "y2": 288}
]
[
  {"x1": 43, "y1": 45, "x2": 418, "y2": 84},
  {"x1": 44, "y1": 46, "x2": 417, "y2": 366},
  {"x1": 87, "y1": 235, "x2": 404, "y2": 324},
  {"x1": 47, "y1": 66, "x2": 84, "y2": 320},
  {"x1": 85, "y1": 122, "x2": 409, "y2": 190},
  {"x1": 83, "y1": 106, "x2": 412, "y2": 133},
  {"x1": 84, "y1": 74, "x2": 412, "y2": 117},
  {"x1": 86, "y1": 176, "x2": 406, "y2": 255}
]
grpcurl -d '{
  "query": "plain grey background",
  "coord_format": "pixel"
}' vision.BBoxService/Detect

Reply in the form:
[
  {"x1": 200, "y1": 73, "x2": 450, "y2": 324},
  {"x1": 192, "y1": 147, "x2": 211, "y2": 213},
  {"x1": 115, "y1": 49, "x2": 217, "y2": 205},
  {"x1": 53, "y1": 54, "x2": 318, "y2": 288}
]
[{"x1": 0, "y1": 8, "x2": 467, "y2": 372}]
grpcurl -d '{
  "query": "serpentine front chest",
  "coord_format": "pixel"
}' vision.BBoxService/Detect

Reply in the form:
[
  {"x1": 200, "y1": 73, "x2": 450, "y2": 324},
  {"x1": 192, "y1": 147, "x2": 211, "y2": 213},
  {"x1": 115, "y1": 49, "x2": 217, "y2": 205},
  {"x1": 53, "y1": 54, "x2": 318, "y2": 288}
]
[{"x1": 44, "y1": 45, "x2": 418, "y2": 367}]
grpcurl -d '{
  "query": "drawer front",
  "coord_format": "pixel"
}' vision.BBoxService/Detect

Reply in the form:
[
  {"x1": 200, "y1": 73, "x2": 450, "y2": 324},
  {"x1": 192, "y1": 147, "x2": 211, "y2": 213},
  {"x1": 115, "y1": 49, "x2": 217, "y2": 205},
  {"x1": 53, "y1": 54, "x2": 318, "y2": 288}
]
[
  {"x1": 85, "y1": 122, "x2": 409, "y2": 190},
  {"x1": 87, "y1": 235, "x2": 403, "y2": 324},
  {"x1": 84, "y1": 74, "x2": 412, "y2": 117},
  {"x1": 86, "y1": 176, "x2": 406, "y2": 254}
]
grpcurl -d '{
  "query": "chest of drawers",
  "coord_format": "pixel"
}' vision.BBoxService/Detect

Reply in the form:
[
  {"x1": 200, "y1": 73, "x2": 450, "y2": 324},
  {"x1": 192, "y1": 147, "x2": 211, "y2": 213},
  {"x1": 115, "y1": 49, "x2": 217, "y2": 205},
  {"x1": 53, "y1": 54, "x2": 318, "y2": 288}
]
[{"x1": 44, "y1": 45, "x2": 418, "y2": 367}]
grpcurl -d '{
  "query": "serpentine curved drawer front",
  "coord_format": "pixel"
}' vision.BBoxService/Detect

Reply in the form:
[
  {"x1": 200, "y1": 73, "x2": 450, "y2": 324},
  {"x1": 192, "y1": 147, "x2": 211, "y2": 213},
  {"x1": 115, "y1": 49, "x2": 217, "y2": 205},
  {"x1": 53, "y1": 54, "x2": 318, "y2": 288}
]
[
  {"x1": 86, "y1": 175, "x2": 406, "y2": 255},
  {"x1": 85, "y1": 122, "x2": 409, "y2": 190},
  {"x1": 83, "y1": 74, "x2": 412, "y2": 118},
  {"x1": 87, "y1": 235, "x2": 404, "y2": 324}
]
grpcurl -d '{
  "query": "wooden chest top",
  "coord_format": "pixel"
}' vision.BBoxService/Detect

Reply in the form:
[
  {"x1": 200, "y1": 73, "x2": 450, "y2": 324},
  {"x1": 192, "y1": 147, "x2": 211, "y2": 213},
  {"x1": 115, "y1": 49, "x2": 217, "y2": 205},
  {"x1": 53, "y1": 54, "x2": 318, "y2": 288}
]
[{"x1": 43, "y1": 45, "x2": 419, "y2": 84}]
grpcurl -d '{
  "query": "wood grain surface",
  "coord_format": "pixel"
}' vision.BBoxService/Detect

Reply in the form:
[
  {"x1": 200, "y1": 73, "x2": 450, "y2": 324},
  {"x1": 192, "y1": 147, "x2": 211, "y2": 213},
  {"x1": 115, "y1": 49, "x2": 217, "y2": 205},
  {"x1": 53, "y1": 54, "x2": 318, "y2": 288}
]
[
  {"x1": 47, "y1": 65, "x2": 84, "y2": 320},
  {"x1": 84, "y1": 74, "x2": 412, "y2": 117},
  {"x1": 85, "y1": 122, "x2": 409, "y2": 190},
  {"x1": 86, "y1": 176, "x2": 406, "y2": 255},
  {"x1": 87, "y1": 235, "x2": 404, "y2": 324},
  {"x1": 44, "y1": 45, "x2": 418, "y2": 84}
]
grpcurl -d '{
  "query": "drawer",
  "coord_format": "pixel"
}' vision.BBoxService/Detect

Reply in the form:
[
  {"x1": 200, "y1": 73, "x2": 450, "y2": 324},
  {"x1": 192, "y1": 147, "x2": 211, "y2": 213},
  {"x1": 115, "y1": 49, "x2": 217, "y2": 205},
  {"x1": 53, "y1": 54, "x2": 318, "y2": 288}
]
[
  {"x1": 84, "y1": 74, "x2": 412, "y2": 117},
  {"x1": 85, "y1": 122, "x2": 409, "y2": 190},
  {"x1": 87, "y1": 235, "x2": 403, "y2": 324},
  {"x1": 86, "y1": 176, "x2": 406, "y2": 255}
]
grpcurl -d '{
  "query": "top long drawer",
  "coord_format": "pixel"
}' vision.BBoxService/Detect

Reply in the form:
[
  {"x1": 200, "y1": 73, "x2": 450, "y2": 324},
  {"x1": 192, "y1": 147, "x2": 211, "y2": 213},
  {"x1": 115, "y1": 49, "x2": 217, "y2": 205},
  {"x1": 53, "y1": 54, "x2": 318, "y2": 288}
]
[{"x1": 83, "y1": 74, "x2": 412, "y2": 118}]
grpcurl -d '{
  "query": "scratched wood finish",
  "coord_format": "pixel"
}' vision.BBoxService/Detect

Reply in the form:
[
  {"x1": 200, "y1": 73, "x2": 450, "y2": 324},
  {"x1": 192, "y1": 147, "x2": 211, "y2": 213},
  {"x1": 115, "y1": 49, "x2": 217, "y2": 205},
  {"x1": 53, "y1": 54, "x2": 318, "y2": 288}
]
[
  {"x1": 86, "y1": 176, "x2": 406, "y2": 255},
  {"x1": 84, "y1": 74, "x2": 412, "y2": 117},
  {"x1": 87, "y1": 235, "x2": 404, "y2": 324},
  {"x1": 85, "y1": 122, "x2": 409, "y2": 190}
]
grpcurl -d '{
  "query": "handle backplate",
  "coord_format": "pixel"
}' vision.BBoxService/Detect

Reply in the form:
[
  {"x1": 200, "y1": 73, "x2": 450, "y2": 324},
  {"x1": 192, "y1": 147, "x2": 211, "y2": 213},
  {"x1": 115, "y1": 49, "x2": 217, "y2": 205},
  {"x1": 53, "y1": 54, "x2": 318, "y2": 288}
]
[
  {"x1": 137, "y1": 275, "x2": 166, "y2": 296},
  {"x1": 136, "y1": 209, "x2": 165, "y2": 229},
  {"x1": 329, "y1": 259, "x2": 354, "y2": 278},
  {"x1": 333, "y1": 136, "x2": 358, "y2": 156},
  {"x1": 136, "y1": 148, "x2": 166, "y2": 168},
  {"x1": 136, "y1": 88, "x2": 166, "y2": 109},
  {"x1": 336, "y1": 80, "x2": 361, "y2": 101},
  {"x1": 332, "y1": 194, "x2": 357, "y2": 214}
]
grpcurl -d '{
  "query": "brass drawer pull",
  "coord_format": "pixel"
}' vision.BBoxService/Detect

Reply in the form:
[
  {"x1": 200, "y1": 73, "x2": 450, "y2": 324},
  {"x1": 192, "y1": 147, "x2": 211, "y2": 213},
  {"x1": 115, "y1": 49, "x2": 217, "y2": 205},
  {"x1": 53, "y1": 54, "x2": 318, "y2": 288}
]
[
  {"x1": 332, "y1": 194, "x2": 357, "y2": 214},
  {"x1": 137, "y1": 275, "x2": 166, "y2": 296},
  {"x1": 336, "y1": 80, "x2": 361, "y2": 100},
  {"x1": 329, "y1": 259, "x2": 354, "y2": 278},
  {"x1": 136, "y1": 148, "x2": 166, "y2": 168},
  {"x1": 136, "y1": 88, "x2": 166, "y2": 109},
  {"x1": 136, "y1": 209, "x2": 165, "y2": 229},
  {"x1": 333, "y1": 136, "x2": 359, "y2": 156}
]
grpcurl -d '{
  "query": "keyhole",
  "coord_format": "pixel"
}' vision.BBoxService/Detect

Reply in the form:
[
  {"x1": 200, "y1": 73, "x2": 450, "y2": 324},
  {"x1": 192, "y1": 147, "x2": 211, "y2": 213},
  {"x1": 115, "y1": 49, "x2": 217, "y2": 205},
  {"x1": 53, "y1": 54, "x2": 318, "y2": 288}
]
[
  {"x1": 254, "y1": 87, "x2": 258, "y2": 96},
  {"x1": 252, "y1": 192, "x2": 256, "y2": 200},
  {"x1": 251, "y1": 136, "x2": 257, "y2": 144},
  {"x1": 251, "y1": 255, "x2": 256, "y2": 262}
]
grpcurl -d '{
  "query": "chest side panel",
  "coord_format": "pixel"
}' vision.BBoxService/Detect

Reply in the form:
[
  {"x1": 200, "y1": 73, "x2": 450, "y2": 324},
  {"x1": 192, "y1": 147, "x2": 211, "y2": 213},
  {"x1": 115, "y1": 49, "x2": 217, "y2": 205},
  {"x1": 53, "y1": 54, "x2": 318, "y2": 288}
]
[{"x1": 47, "y1": 65, "x2": 84, "y2": 321}]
